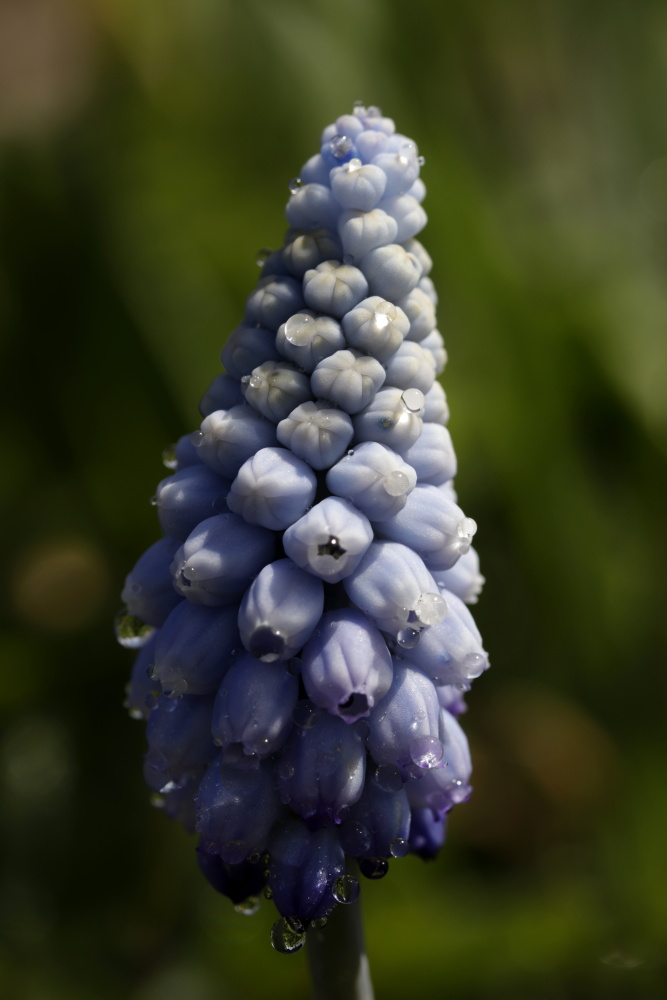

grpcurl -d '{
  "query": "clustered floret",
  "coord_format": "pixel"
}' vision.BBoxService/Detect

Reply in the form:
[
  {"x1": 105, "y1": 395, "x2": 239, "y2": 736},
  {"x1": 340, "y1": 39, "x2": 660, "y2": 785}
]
[{"x1": 118, "y1": 103, "x2": 488, "y2": 954}]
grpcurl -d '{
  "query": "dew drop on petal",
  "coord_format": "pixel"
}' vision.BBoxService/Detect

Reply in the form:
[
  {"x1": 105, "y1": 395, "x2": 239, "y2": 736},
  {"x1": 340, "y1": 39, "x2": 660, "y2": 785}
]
[
  {"x1": 289, "y1": 177, "x2": 303, "y2": 194},
  {"x1": 383, "y1": 471, "x2": 410, "y2": 497},
  {"x1": 417, "y1": 155, "x2": 426, "y2": 166},
  {"x1": 190, "y1": 430, "x2": 205, "y2": 448},
  {"x1": 114, "y1": 611, "x2": 155, "y2": 649},
  {"x1": 340, "y1": 820, "x2": 372, "y2": 856},
  {"x1": 463, "y1": 652, "x2": 487, "y2": 678},
  {"x1": 235, "y1": 896, "x2": 260, "y2": 916},
  {"x1": 397, "y1": 626, "x2": 420, "y2": 649},
  {"x1": 328, "y1": 134, "x2": 354, "y2": 159},
  {"x1": 415, "y1": 592, "x2": 447, "y2": 626},
  {"x1": 374, "y1": 764, "x2": 403, "y2": 793},
  {"x1": 276, "y1": 758, "x2": 295, "y2": 780},
  {"x1": 401, "y1": 388, "x2": 425, "y2": 413},
  {"x1": 390, "y1": 838, "x2": 410, "y2": 858},
  {"x1": 409, "y1": 735, "x2": 444, "y2": 769},
  {"x1": 332, "y1": 874, "x2": 360, "y2": 904},
  {"x1": 346, "y1": 158, "x2": 363, "y2": 173},
  {"x1": 161, "y1": 444, "x2": 178, "y2": 469},
  {"x1": 270, "y1": 917, "x2": 306, "y2": 954},
  {"x1": 311, "y1": 916, "x2": 328, "y2": 928},
  {"x1": 256, "y1": 248, "x2": 272, "y2": 266}
]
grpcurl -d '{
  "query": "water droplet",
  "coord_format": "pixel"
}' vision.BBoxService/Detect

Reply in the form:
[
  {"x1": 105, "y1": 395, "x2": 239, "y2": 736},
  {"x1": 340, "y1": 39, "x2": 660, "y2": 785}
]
[
  {"x1": 401, "y1": 388, "x2": 425, "y2": 413},
  {"x1": 358, "y1": 857, "x2": 389, "y2": 880},
  {"x1": 249, "y1": 374, "x2": 263, "y2": 390},
  {"x1": 332, "y1": 874, "x2": 360, "y2": 904},
  {"x1": 283, "y1": 311, "x2": 314, "y2": 346},
  {"x1": 457, "y1": 517, "x2": 477, "y2": 543},
  {"x1": 397, "y1": 627, "x2": 420, "y2": 649},
  {"x1": 417, "y1": 155, "x2": 426, "y2": 166},
  {"x1": 256, "y1": 248, "x2": 272, "y2": 266},
  {"x1": 264, "y1": 886, "x2": 273, "y2": 899},
  {"x1": 353, "y1": 100, "x2": 366, "y2": 113},
  {"x1": 310, "y1": 916, "x2": 327, "y2": 928},
  {"x1": 346, "y1": 158, "x2": 363, "y2": 173},
  {"x1": 149, "y1": 793, "x2": 165, "y2": 810},
  {"x1": 162, "y1": 444, "x2": 178, "y2": 469},
  {"x1": 353, "y1": 718, "x2": 370, "y2": 740},
  {"x1": 289, "y1": 177, "x2": 303, "y2": 194},
  {"x1": 114, "y1": 611, "x2": 155, "y2": 649},
  {"x1": 365, "y1": 105, "x2": 382, "y2": 118},
  {"x1": 149, "y1": 495, "x2": 158, "y2": 507},
  {"x1": 383, "y1": 471, "x2": 409, "y2": 497},
  {"x1": 127, "y1": 707, "x2": 143, "y2": 721},
  {"x1": 145, "y1": 749, "x2": 168, "y2": 772},
  {"x1": 247, "y1": 852, "x2": 261, "y2": 864},
  {"x1": 270, "y1": 917, "x2": 306, "y2": 954},
  {"x1": 191, "y1": 430, "x2": 205, "y2": 449},
  {"x1": 328, "y1": 134, "x2": 354, "y2": 159},
  {"x1": 462, "y1": 652, "x2": 487, "y2": 678},
  {"x1": 415, "y1": 592, "x2": 447, "y2": 626},
  {"x1": 374, "y1": 764, "x2": 403, "y2": 793},
  {"x1": 409, "y1": 735, "x2": 444, "y2": 769},
  {"x1": 390, "y1": 838, "x2": 410, "y2": 858},
  {"x1": 235, "y1": 896, "x2": 260, "y2": 916},
  {"x1": 276, "y1": 759, "x2": 295, "y2": 780}
]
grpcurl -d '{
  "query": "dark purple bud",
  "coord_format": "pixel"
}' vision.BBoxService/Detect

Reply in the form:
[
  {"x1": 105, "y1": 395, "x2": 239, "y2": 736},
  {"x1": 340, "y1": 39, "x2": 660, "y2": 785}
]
[
  {"x1": 238, "y1": 558, "x2": 324, "y2": 661},
  {"x1": 154, "y1": 465, "x2": 230, "y2": 540},
  {"x1": 408, "y1": 808, "x2": 447, "y2": 860},
  {"x1": 121, "y1": 537, "x2": 182, "y2": 627},
  {"x1": 196, "y1": 842, "x2": 267, "y2": 905},
  {"x1": 154, "y1": 601, "x2": 240, "y2": 696},
  {"x1": 367, "y1": 660, "x2": 443, "y2": 770},
  {"x1": 145, "y1": 693, "x2": 216, "y2": 785},
  {"x1": 340, "y1": 778, "x2": 410, "y2": 859},
  {"x1": 268, "y1": 819, "x2": 345, "y2": 923}
]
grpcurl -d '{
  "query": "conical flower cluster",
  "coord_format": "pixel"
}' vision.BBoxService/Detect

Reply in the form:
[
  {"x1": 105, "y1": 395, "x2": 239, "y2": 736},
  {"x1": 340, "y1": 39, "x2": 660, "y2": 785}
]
[{"x1": 118, "y1": 103, "x2": 488, "y2": 953}]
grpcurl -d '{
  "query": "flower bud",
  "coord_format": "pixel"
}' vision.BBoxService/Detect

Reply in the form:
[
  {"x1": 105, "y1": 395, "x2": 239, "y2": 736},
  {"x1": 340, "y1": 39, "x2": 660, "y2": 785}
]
[{"x1": 238, "y1": 558, "x2": 324, "y2": 660}]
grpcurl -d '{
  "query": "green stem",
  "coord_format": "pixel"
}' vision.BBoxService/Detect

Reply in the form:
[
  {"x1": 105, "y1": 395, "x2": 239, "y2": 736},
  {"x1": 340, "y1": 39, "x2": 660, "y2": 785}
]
[{"x1": 306, "y1": 897, "x2": 375, "y2": 1000}]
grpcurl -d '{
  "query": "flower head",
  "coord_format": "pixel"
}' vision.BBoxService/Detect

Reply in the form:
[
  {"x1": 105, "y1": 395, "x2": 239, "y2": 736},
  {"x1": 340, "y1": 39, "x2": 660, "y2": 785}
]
[{"x1": 119, "y1": 103, "x2": 488, "y2": 953}]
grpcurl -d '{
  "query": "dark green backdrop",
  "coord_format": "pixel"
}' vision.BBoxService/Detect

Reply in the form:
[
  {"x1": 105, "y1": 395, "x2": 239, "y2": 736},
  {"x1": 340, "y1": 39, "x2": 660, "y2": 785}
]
[{"x1": 1, "y1": 1, "x2": 666, "y2": 997}]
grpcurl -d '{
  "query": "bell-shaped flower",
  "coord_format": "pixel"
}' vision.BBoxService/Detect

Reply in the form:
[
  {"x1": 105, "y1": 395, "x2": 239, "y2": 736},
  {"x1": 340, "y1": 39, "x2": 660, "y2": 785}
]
[
  {"x1": 375, "y1": 484, "x2": 475, "y2": 571},
  {"x1": 275, "y1": 311, "x2": 345, "y2": 372},
  {"x1": 408, "y1": 809, "x2": 447, "y2": 860},
  {"x1": 282, "y1": 497, "x2": 373, "y2": 583},
  {"x1": 241, "y1": 361, "x2": 312, "y2": 423},
  {"x1": 343, "y1": 541, "x2": 446, "y2": 635},
  {"x1": 282, "y1": 228, "x2": 342, "y2": 278},
  {"x1": 310, "y1": 349, "x2": 386, "y2": 414},
  {"x1": 420, "y1": 329, "x2": 447, "y2": 375},
  {"x1": 195, "y1": 405, "x2": 278, "y2": 479},
  {"x1": 301, "y1": 608, "x2": 393, "y2": 721},
  {"x1": 397, "y1": 286, "x2": 436, "y2": 343},
  {"x1": 285, "y1": 182, "x2": 340, "y2": 230},
  {"x1": 330, "y1": 159, "x2": 387, "y2": 211},
  {"x1": 171, "y1": 512, "x2": 275, "y2": 606},
  {"x1": 302, "y1": 259, "x2": 369, "y2": 319},
  {"x1": 276, "y1": 401, "x2": 353, "y2": 469},
  {"x1": 196, "y1": 843, "x2": 267, "y2": 906},
  {"x1": 338, "y1": 208, "x2": 398, "y2": 260},
  {"x1": 238, "y1": 558, "x2": 324, "y2": 661},
  {"x1": 352, "y1": 387, "x2": 424, "y2": 454},
  {"x1": 422, "y1": 381, "x2": 450, "y2": 424},
  {"x1": 154, "y1": 464, "x2": 230, "y2": 540},
  {"x1": 341, "y1": 295, "x2": 409, "y2": 362},
  {"x1": 221, "y1": 324, "x2": 282, "y2": 378},
  {"x1": 404, "y1": 708, "x2": 472, "y2": 814},
  {"x1": 211, "y1": 651, "x2": 298, "y2": 756},
  {"x1": 268, "y1": 820, "x2": 345, "y2": 924},
  {"x1": 196, "y1": 752, "x2": 283, "y2": 865},
  {"x1": 153, "y1": 600, "x2": 240, "y2": 696},
  {"x1": 433, "y1": 547, "x2": 485, "y2": 605},
  {"x1": 244, "y1": 275, "x2": 305, "y2": 332},
  {"x1": 325, "y1": 441, "x2": 416, "y2": 521},
  {"x1": 401, "y1": 424, "x2": 457, "y2": 486},
  {"x1": 382, "y1": 341, "x2": 436, "y2": 395},
  {"x1": 276, "y1": 705, "x2": 366, "y2": 822},
  {"x1": 366, "y1": 661, "x2": 444, "y2": 770},
  {"x1": 199, "y1": 373, "x2": 245, "y2": 417},
  {"x1": 371, "y1": 149, "x2": 420, "y2": 199},
  {"x1": 227, "y1": 447, "x2": 317, "y2": 531},
  {"x1": 359, "y1": 244, "x2": 422, "y2": 300},
  {"x1": 399, "y1": 589, "x2": 489, "y2": 686},
  {"x1": 145, "y1": 692, "x2": 216, "y2": 788},
  {"x1": 340, "y1": 777, "x2": 411, "y2": 859},
  {"x1": 379, "y1": 194, "x2": 427, "y2": 242},
  {"x1": 121, "y1": 537, "x2": 182, "y2": 628}
]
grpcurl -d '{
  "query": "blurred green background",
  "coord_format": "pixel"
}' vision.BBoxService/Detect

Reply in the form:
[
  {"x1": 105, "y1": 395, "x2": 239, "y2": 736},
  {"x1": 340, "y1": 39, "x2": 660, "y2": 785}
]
[{"x1": 1, "y1": 1, "x2": 666, "y2": 998}]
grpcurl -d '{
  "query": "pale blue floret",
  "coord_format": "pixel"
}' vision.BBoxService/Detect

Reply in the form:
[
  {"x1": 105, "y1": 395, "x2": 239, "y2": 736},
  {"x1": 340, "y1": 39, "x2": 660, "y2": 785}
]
[
  {"x1": 298, "y1": 154, "x2": 332, "y2": 187},
  {"x1": 375, "y1": 484, "x2": 475, "y2": 570},
  {"x1": 199, "y1": 373, "x2": 245, "y2": 417},
  {"x1": 433, "y1": 547, "x2": 485, "y2": 605},
  {"x1": 338, "y1": 208, "x2": 398, "y2": 260},
  {"x1": 241, "y1": 361, "x2": 312, "y2": 423},
  {"x1": 300, "y1": 608, "x2": 393, "y2": 721},
  {"x1": 238, "y1": 558, "x2": 324, "y2": 660},
  {"x1": 145, "y1": 692, "x2": 216, "y2": 787},
  {"x1": 343, "y1": 540, "x2": 447, "y2": 635},
  {"x1": 354, "y1": 128, "x2": 390, "y2": 162},
  {"x1": 366, "y1": 660, "x2": 444, "y2": 770},
  {"x1": 325, "y1": 441, "x2": 417, "y2": 521},
  {"x1": 258, "y1": 249, "x2": 292, "y2": 280},
  {"x1": 196, "y1": 405, "x2": 278, "y2": 478},
  {"x1": 268, "y1": 820, "x2": 345, "y2": 923},
  {"x1": 276, "y1": 705, "x2": 366, "y2": 822},
  {"x1": 285, "y1": 183, "x2": 340, "y2": 230},
  {"x1": 154, "y1": 465, "x2": 230, "y2": 540},
  {"x1": 407, "y1": 177, "x2": 427, "y2": 203},
  {"x1": 172, "y1": 512, "x2": 275, "y2": 605},
  {"x1": 352, "y1": 386, "x2": 424, "y2": 454},
  {"x1": 436, "y1": 684, "x2": 469, "y2": 717},
  {"x1": 418, "y1": 275, "x2": 438, "y2": 306},
  {"x1": 319, "y1": 134, "x2": 358, "y2": 169},
  {"x1": 359, "y1": 243, "x2": 422, "y2": 301},
  {"x1": 422, "y1": 381, "x2": 450, "y2": 424},
  {"x1": 330, "y1": 161, "x2": 387, "y2": 211},
  {"x1": 226, "y1": 447, "x2": 317, "y2": 530},
  {"x1": 334, "y1": 113, "x2": 367, "y2": 139},
  {"x1": 420, "y1": 328, "x2": 447, "y2": 375},
  {"x1": 383, "y1": 341, "x2": 437, "y2": 394},
  {"x1": 276, "y1": 401, "x2": 354, "y2": 469},
  {"x1": 401, "y1": 424, "x2": 457, "y2": 486},
  {"x1": 282, "y1": 496, "x2": 373, "y2": 583},
  {"x1": 310, "y1": 349, "x2": 386, "y2": 414},
  {"x1": 340, "y1": 778, "x2": 411, "y2": 859},
  {"x1": 408, "y1": 809, "x2": 447, "y2": 859},
  {"x1": 275, "y1": 312, "x2": 346, "y2": 373},
  {"x1": 154, "y1": 601, "x2": 240, "y2": 696},
  {"x1": 221, "y1": 325, "x2": 282, "y2": 379},
  {"x1": 404, "y1": 709, "x2": 473, "y2": 813},
  {"x1": 211, "y1": 650, "x2": 299, "y2": 755},
  {"x1": 397, "y1": 287, "x2": 436, "y2": 343},
  {"x1": 121, "y1": 537, "x2": 182, "y2": 627},
  {"x1": 282, "y1": 229, "x2": 343, "y2": 279},
  {"x1": 245, "y1": 276, "x2": 306, "y2": 331},
  {"x1": 168, "y1": 433, "x2": 200, "y2": 471},
  {"x1": 126, "y1": 635, "x2": 159, "y2": 719},
  {"x1": 402, "y1": 238, "x2": 432, "y2": 277},
  {"x1": 399, "y1": 589, "x2": 489, "y2": 686},
  {"x1": 196, "y1": 753, "x2": 282, "y2": 864},
  {"x1": 371, "y1": 150, "x2": 420, "y2": 199},
  {"x1": 379, "y1": 194, "x2": 427, "y2": 242},
  {"x1": 341, "y1": 295, "x2": 410, "y2": 362},
  {"x1": 303, "y1": 260, "x2": 369, "y2": 318}
]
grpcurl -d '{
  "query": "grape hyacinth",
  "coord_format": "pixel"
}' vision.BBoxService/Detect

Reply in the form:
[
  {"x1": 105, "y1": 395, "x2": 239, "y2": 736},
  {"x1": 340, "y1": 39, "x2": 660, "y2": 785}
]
[{"x1": 119, "y1": 103, "x2": 488, "y2": 986}]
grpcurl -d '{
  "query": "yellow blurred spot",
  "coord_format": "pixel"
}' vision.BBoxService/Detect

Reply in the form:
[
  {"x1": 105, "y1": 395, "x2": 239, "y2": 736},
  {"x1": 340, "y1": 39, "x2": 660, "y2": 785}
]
[{"x1": 12, "y1": 539, "x2": 110, "y2": 631}]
